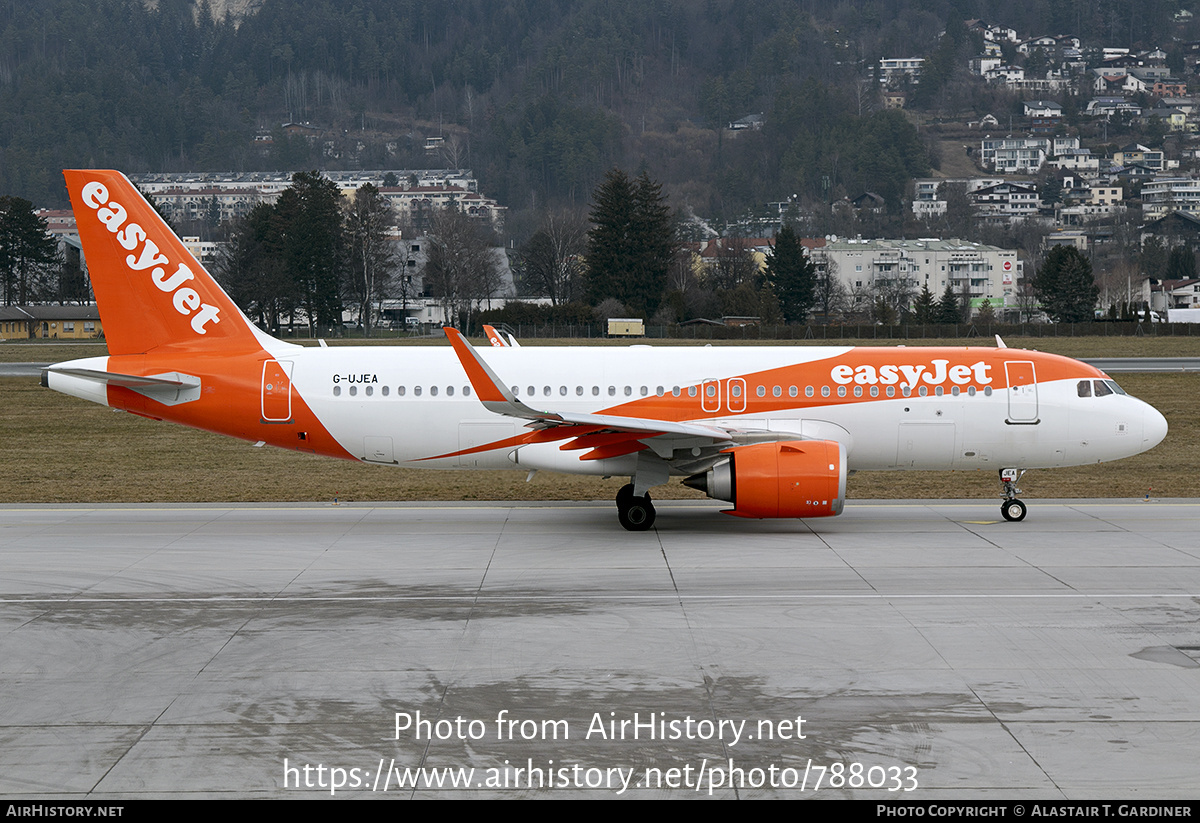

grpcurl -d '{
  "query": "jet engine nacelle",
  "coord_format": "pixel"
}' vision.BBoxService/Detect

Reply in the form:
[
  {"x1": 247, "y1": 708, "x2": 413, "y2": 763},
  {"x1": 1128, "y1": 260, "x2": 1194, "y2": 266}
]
[{"x1": 684, "y1": 440, "x2": 847, "y2": 519}]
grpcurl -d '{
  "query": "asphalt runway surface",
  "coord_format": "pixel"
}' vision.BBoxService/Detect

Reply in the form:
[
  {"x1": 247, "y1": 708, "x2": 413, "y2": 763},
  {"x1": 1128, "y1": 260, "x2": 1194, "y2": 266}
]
[{"x1": 2, "y1": 499, "x2": 1199, "y2": 799}]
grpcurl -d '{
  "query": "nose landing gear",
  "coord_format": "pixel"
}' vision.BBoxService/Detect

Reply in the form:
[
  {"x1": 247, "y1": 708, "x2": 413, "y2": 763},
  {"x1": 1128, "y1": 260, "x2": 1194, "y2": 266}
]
[{"x1": 999, "y1": 468, "x2": 1027, "y2": 521}]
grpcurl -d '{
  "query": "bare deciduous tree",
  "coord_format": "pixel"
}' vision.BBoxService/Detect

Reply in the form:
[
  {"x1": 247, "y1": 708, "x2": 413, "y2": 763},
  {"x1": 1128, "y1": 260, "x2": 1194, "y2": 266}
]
[
  {"x1": 345, "y1": 183, "x2": 397, "y2": 337},
  {"x1": 423, "y1": 207, "x2": 502, "y2": 330},
  {"x1": 517, "y1": 209, "x2": 587, "y2": 304}
]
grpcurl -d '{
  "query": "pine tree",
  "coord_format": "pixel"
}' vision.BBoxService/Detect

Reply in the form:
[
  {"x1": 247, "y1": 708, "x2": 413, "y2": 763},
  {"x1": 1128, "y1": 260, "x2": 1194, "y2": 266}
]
[
  {"x1": 935, "y1": 284, "x2": 961, "y2": 324},
  {"x1": 1140, "y1": 236, "x2": 1168, "y2": 280},
  {"x1": 0, "y1": 196, "x2": 59, "y2": 305},
  {"x1": 586, "y1": 168, "x2": 635, "y2": 308},
  {"x1": 1166, "y1": 245, "x2": 1196, "y2": 281},
  {"x1": 585, "y1": 168, "x2": 674, "y2": 317},
  {"x1": 911, "y1": 283, "x2": 937, "y2": 323},
  {"x1": 1032, "y1": 246, "x2": 1099, "y2": 323},
  {"x1": 275, "y1": 172, "x2": 346, "y2": 332},
  {"x1": 765, "y1": 224, "x2": 816, "y2": 323}
]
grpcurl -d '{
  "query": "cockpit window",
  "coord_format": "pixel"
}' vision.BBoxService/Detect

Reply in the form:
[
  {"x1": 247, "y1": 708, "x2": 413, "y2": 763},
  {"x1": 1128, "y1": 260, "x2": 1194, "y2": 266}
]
[
  {"x1": 1093, "y1": 380, "x2": 1113, "y2": 397},
  {"x1": 1106, "y1": 379, "x2": 1127, "y2": 396},
  {"x1": 1077, "y1": 380, "x2": 1092, "y2": 398}
]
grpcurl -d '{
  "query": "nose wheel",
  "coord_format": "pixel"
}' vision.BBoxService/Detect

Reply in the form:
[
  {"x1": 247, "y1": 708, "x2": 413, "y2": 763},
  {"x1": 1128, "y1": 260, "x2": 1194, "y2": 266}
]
[
  {"x1": 616, "y1": 484, "x2": 656, "y2": 531},
  {"x1": 999, "y1": 468, "x2": 1027, "y2": 522},
  {"x1": 1001, "y1": 498, "x2": 1027, "y2": 522}
]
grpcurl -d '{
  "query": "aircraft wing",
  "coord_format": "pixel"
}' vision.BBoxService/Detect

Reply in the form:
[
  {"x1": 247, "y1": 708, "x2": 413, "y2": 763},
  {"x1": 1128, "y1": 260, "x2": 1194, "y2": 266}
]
[{"x1": 443, "y1": 327, "x2": 735, "y2": 460}]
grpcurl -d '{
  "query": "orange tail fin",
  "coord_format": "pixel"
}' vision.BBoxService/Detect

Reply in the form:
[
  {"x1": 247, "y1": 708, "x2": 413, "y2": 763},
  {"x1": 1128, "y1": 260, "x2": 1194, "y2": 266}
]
[{"x1": 63, "y1": 170, "x2": 262, "y2": 356}]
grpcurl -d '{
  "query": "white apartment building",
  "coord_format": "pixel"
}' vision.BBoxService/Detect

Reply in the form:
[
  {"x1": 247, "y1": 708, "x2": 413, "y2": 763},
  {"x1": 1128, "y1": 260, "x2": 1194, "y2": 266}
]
[
  {"x1": 878, "y1": 58, "x2": 924, "y2": 84},
  {"x1": 979, "y1": 136, "x2": 1080, "y2": 174},
  {"x1": 1142, "y1": 177, "x2": 1200, "y2": 219},
  {"x1": 970, "y1": 182, "x2": 1041, "y2": 222},
  {"x1": 130, "y1": 169, "x2": 504, "y2": 227},
  {"x1": 813, "y1": 238, "x2": 1022, "y2": 311}
]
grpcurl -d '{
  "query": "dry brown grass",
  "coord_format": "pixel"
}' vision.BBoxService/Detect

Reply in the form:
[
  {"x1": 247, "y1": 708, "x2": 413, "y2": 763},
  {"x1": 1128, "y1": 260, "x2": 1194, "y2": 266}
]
[{"x1": 1, "y1": 368, "x2": 1193, "y2": 504}]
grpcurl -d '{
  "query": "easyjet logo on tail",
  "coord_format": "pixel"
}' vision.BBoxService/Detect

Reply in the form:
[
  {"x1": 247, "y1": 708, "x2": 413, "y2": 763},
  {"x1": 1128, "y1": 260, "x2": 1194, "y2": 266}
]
[{"x1": 80, "y1": 182, "x2": 221, "y2": 335}]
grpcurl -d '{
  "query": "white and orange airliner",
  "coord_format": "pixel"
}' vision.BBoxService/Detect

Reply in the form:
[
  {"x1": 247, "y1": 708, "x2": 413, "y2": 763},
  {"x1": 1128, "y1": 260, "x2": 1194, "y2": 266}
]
[{"x1": 45, "y1": 170, "x2": 1168, "y2": 530}]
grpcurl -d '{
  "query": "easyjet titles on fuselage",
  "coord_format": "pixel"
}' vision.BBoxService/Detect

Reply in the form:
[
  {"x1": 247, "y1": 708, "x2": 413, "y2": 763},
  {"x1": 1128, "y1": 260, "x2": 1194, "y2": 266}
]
[
  {"x1": 830, "y1": 359, "x2": 992, "y2": 389},
  {"x1": 79, "y1": 181, "x2": 222, "y2": 335}
]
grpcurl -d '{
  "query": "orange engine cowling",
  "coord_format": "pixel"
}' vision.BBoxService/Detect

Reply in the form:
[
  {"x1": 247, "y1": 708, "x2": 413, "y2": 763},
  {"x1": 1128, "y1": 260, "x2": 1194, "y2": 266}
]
[{"x1": 684, "y1": 440, "x2": 847, "y2": 519}]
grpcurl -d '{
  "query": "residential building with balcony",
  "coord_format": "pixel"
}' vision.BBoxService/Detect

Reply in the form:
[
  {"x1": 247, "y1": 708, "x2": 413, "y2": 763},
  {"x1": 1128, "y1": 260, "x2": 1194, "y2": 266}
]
[{"x1": 812, "y1": 238, "x2": 1021, "y2": 312}]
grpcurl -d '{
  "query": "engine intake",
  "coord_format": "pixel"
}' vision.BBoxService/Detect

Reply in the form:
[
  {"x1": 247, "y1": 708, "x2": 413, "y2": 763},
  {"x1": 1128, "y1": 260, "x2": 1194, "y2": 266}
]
[{"x1": 683, "y1": 439, "x2": 847, "y2": 519}]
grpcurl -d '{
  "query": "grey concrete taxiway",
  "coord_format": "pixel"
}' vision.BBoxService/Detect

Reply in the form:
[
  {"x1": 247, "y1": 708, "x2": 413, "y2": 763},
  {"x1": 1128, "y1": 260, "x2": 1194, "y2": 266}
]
[{"x1": 2, "y1": 500, "x2": 1200, "y2": 799}]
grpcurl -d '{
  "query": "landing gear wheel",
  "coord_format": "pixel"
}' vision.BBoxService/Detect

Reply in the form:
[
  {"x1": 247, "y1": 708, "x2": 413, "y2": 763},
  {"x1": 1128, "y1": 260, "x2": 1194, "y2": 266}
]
[
  {"x1": 616, "y1": 483, "x2": 635, "y2": 507},
  {"x1": 1001, "y1": 499, "x2": 1027, "y2": 522},
  {"x1": 617, "y1": 492, "x2": 656, "y2": 531}
]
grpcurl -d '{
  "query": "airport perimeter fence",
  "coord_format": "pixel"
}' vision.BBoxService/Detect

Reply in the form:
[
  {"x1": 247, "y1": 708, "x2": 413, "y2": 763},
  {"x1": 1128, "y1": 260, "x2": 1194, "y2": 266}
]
[{"x1": 467, "y1": 321, "x2": 1200, "y2": 342}]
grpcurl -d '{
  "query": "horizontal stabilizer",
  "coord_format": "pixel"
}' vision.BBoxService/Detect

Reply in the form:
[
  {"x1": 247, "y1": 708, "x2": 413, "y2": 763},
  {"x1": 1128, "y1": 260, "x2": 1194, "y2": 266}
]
[
  {"x1": 43, "y1": 366, "x2": 199, "y2": 390},
  {"x1": 43, "y1": 366, "x2": 201, "y2": 406}
]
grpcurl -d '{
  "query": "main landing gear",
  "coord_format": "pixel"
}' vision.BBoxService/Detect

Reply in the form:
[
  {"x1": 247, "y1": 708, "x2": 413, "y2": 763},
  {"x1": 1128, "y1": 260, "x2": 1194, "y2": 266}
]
[
  {"x1": 616, "y1": 483, "x2": 656, "y2": 531},
  {"x1": 999, "y1": 468, "x2": 1027, "y2": 522}
]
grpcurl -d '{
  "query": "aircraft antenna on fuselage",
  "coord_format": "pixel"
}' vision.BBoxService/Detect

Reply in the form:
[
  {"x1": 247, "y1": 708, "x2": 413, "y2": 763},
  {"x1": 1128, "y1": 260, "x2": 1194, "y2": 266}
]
[{"x1": 995, "y1": 334, "x2": 1008, "y2": 349}]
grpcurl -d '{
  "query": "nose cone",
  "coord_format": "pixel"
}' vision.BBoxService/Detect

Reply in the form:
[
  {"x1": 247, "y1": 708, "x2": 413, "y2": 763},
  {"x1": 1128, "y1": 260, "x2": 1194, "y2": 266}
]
[{"x1": 1143, "y1": 403, "x2": 1168, "y2": 451}]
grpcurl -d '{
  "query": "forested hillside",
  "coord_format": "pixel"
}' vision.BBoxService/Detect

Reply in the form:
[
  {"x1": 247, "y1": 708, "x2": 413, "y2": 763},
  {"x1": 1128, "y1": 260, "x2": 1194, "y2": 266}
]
[{"x1": 0, "y1": 0, "x2": 1190, "y2": 218}]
